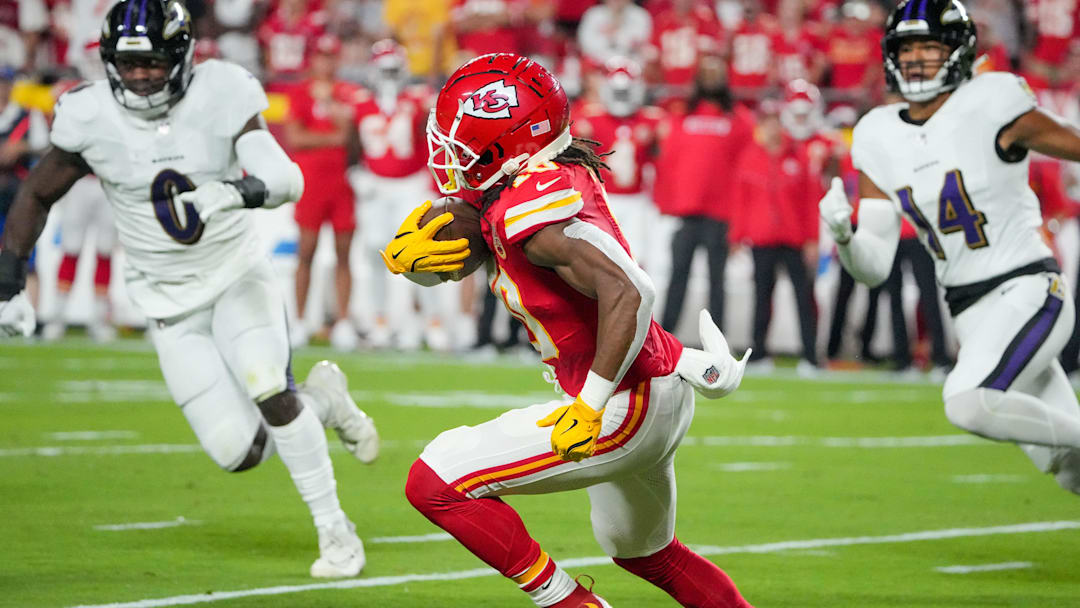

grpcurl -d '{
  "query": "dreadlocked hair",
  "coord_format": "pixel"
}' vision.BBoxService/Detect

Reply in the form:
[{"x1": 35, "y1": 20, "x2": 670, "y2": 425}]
[{"x1": 479, "y1": 137, "x2": 610, "y2": 212}]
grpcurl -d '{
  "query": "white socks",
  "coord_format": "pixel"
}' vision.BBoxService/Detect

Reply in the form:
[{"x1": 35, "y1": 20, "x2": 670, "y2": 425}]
[
  {"x1": 267, "y1": 405, "x2": 344, "y2": 529},
  {"x1": 528, "y1": 566, "x2": 575, "y2": 607},
  {"x1": 945, "y1": 388, "x2": 1080, "y2": 449}
]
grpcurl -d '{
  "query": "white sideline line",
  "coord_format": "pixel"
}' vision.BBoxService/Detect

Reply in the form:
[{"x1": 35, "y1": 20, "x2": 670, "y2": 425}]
[
  {"x1": 935, "y1": 561, "x2": 1034, "y2": 574},
  {"x1": 68, "y1": 521, "x2": 1080, "y2": 608},
  {"x1": 95, "y1": 517, "x2": 200, "y2": 531},
  {"x1": 368, "y1": 532, "x2": 454, "y2": 544}
]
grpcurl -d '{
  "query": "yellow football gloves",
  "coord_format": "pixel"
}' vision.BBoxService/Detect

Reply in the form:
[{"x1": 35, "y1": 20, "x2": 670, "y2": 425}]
[
  {"x1": 380, "y1": 200, "x2": 471, "y2": 274},
  {"x1": 537, "y1": 396, "x2": 606, "y2": 462}
]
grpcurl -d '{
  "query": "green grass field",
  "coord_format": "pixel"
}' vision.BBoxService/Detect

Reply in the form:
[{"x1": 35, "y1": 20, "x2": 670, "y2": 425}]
[{"x1": 2, "y1": 339, "x2": 1079, "y2": 608}]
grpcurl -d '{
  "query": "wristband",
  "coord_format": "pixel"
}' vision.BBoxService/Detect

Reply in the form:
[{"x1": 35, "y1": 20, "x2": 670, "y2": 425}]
[
  {"x1": 224, "y1": 176, "x2": 268, "y2": 209},
  {"x1": 579, "y1": 370, "x2": 616, "y2": 410}
]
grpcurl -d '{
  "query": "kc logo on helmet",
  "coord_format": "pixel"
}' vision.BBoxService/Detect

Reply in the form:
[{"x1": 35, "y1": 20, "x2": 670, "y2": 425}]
[{"x1": 463, "y1": 81, "x2": 519, "y2": 119}]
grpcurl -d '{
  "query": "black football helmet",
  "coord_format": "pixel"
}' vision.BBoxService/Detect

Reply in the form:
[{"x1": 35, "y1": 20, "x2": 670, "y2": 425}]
[
  {"x1": 99, "y1": 0, "x2": 194, "y2": 117},
  {"x1": 882, "y1": 0, "x2": 977, "y2": 102}
]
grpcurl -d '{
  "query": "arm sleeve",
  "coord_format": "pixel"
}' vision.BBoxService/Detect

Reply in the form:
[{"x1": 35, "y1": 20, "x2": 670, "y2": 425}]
[
  {"x1": 836, "y1": 197, "x2": 901, "y2": 287},
  {"x1": 563, "y1": 220, "x2": 655, "y2": 385},
  {"x1": 235, "y1": 130, "x2": 304, "y2": 208}
]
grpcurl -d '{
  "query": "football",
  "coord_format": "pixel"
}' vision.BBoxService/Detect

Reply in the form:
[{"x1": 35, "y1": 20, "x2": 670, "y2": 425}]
[{"x1": 418, "y1": 197, "x2": 491, "y2": 282}]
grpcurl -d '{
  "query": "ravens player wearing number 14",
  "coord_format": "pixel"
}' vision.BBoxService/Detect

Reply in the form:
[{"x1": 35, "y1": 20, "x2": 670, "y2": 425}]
[
  {"x1": 819, "y1": 0, "x2": 1080, "y2": 494},
  {"x1": 0, "y1": 0, "x2": 378, "y2": 577}
]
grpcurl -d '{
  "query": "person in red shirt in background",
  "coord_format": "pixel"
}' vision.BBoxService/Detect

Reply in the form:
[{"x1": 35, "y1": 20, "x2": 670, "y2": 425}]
[
  {"x1": 973, "y1": 14, "x2": 1013, "y2": 72},
  {"x1": 258, "y1": 0, "x2": 327, "y2": 83},
  {"x1": 731, "y1": 100, "x2": 818, "y2": 372},
  {"x1": 772, "y1": 0, "x2": 825, "y2": 86},
  {"x1": 645, "y1": 0, "x2": 722, "y2": 102},
  {"x1": 284, "y1": 35, "x2": 359, "y2": 350},
  {"x1": 779, "y1": 79, "x2": 841, "y2": 199},
  {"x1": 655, "y1": 51, "x2": 754, "y2": 333},
  {"x1": 1024, "y1": 0, "x2": 1080, "y2": 83},
  {"x1": 725, "y1": 0, "x2": 777, "y2": 102},
  {"x1": 451, "y1": 0, "x2": 524, "y2": 62},
  {"x1": 348, "y1": 40, "x2": 453, "y2": 351},
  {"x1": 819, "y1": 0, "x2": 883, "y2": 106},
  {"x1": 573, "y1": 59, "x2": 665, "y2": 273}
]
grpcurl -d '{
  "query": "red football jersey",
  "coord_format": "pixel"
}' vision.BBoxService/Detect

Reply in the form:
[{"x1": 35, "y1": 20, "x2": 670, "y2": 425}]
[
  {"x1": 257, "y1": 7, "x2": 327, "y2": 78},
  {"x1": 1027, "y1": 0, "x2": 1080, "y2": 66},
  {"x1": 286, "y1": 79, "x2": 356, "y2": 174},
  {"x1": 352, "y1": 85, "x2": 431, "y2": 178},
  {"x1": 482, "y1": 162, "x2": 683, "y2": 396},
  {"x1": 649, "y1": 5, "x2": 722, "y2": 88},
  {"x1": 822, "y1": 26, "x2": 880, "y2": 90},
  {"x1": 772, "y1": 25, "x2": 819, "y2": 84},
  {"x1": 727, "y1": 18, "x2": 777, "y2": 90},
  {"x1": 795, "y1": 131, "x2": 843, "y2": 199},
  {"x1": 572, "y1": 103, "x2": 664, "y2": 195}
]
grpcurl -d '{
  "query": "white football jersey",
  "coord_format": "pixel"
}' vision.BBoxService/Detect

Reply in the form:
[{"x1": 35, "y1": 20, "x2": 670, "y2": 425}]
[
  {"x1": 50, "y1": 59, "x2": 270, "y2": 319},
  {"x1": 852, "y1": 71, "x2": 1050, "y2": 288}
]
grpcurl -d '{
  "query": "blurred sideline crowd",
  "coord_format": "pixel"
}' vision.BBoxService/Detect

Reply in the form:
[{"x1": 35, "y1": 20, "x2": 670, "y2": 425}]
[{"x1": 2, "y1": 0, "x2": 1080, "y2": 376}]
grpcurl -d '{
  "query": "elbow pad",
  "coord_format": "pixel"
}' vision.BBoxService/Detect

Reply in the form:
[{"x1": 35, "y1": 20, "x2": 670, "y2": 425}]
[{"x1": 235, "y1": 130, "x2": 304, "y2": 208}]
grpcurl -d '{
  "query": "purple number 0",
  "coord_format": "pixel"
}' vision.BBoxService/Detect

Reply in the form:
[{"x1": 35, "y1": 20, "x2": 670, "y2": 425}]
[
  {"x1": 895, "y1": 169, "x2": 988, "y2": 261},
  {"x1": 151, "y1": 169, "x2": 204, "y2": 245}
]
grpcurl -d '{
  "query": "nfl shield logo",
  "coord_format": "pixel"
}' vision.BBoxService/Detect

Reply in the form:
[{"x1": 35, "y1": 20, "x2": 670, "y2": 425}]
[{"x1": 703, "y1": 365, "x2": 720, "y2": 384}]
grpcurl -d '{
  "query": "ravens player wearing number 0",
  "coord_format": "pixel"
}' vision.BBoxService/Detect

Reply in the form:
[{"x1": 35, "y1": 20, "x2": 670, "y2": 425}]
[
  {"x1": 0, "y1": 0, "x2": 378, "y2": 577},
  {"x1": 384, "y1": 54, "x2": 754, "y2": 608},
  {"x1": 819, "y1": 0, "x2": 1080, "y2": 494}
]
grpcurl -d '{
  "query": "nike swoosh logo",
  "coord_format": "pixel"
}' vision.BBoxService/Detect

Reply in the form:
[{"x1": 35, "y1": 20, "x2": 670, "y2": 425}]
[
  {"x1": 539, "y1": 579, "x2": 553, "y2": 591},
  {"x1": 392, "y1": 247, "x2": 406, "y2": 259},
  {"x1": 535, "y1": 178, "x2": 560, "y2": 191},
  {"x1": 561, "y1": 419, "x2": 578, "y2": 434}
]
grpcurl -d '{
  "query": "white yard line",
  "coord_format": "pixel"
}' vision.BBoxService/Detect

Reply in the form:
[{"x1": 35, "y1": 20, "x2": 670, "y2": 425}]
[
  {"x1": 934, "y1": 561, "x2": 1034, "y2": 574},
  {"x1": 368, "y1": 532, "x2": 454, "y2": 544},
  {"x1": 48, "y1": 431, "x2": 139, "y2": 441},
  {"x1": 0, "y1": 434, "x2": 988, "y2": 458},
  {"x1": 94, "y1": 517, "x2": 199, "y2": 531},
  {"x1": 68, "y1": 521, "x2": 1080, "y2": 608},
  {"x1": 952, "y1": 474, "x2": 1029, "y2": 484},
  {"x1": 709, "y1": 462, "x2": 791, "y2": 472}
]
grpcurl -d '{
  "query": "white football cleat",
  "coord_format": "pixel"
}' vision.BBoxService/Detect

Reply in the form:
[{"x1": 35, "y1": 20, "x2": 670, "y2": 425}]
[
  {"x1": 303, "y1": 360, "x2": 379, "y2": 463},
  {"x1": 329, "y1": 318, "x2": 359, "y2": 351},
  {"x1": 310, "y1": 518, "x2": 366, "y2": 578}
]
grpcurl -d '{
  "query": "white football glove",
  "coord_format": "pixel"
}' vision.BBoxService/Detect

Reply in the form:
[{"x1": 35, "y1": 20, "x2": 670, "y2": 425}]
[
  {"x1": 675, "y1": 309, "x2": 751, "y2": 399},
  {"x1": 176, "y1": 181, "x2": 243, "y2": 222},
  {"x1": 0, "y1": 291, "x2": 36, "y2": 338},
  {"x1": 819, "y1": 176, "x2": 854, "y2": 245}
]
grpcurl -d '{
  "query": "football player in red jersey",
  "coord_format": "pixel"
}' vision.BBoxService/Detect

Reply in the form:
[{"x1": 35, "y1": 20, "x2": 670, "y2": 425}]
[
  {"x1": 348, "y1": 39, "x2": 460, "y2": 350},
  {"x1": 573, "y1": 59, "x2": 666, "y2": 274},
  {"x1": 384, "y1": 54, "x2": 754, "y2": 608}
]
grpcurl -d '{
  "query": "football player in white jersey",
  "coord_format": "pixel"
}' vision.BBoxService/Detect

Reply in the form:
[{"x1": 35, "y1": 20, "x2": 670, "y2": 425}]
[
  {"x1": 0, "y1": 0, "x2": 379, "y2": 577},
  {"x1": 819, "y1": 0, "x2": 1080, "y2": 494}
]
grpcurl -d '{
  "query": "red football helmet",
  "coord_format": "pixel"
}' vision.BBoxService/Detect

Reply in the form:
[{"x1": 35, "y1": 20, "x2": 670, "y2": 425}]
[
  {"x1": 427, "y1": 53, "x2": 571, "y2": 194},
  {"x1": 600, "y1": 57, "x2": 645, "y2": 117},
  {"x1": 779, "y1": 78, "x2": 824, "y2": 141}
]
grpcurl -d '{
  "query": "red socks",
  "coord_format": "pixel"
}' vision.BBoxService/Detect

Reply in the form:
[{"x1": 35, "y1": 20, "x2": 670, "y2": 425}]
[
  {"x1": 614, "y1": 538, "x2": 752, "y2": 608},
  {"x1": 406, "y1": 460, "x2": 752, "y2": 608},
  {"x1": 57, "y1": 254, "x2": 78, "y2": 287},
  {"x1": 405, "y1": 459, "x2": 542, "y2": 578},
  {"x1": 94, "y1": 255, "x2": 111, "y2": 291}
]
